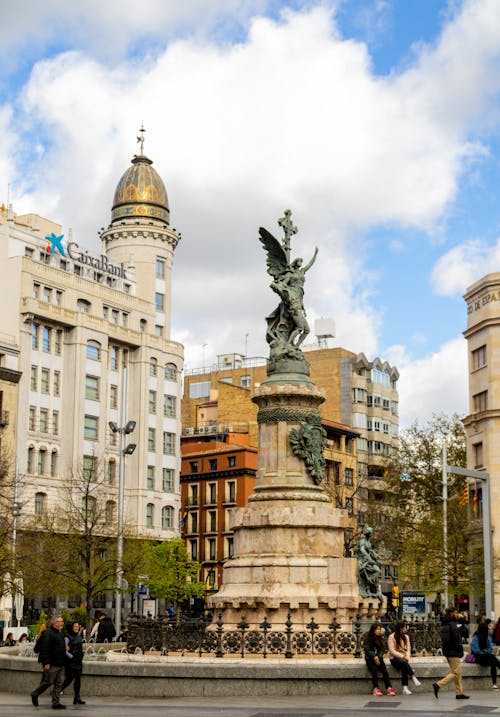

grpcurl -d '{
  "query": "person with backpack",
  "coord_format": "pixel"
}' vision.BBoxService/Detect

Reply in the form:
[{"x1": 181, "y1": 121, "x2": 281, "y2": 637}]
[{"x1": 432, "y1": 607, "x2": 470, "y2": 700}]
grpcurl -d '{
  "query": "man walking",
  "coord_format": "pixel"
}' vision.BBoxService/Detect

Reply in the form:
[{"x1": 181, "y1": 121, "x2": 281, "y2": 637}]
[
  {"x1": 433, "y1": 607, "x2": 470, "y2": 700},
  {"x1": 31, "y1": 615, "x2": 67, "y2": 709}
]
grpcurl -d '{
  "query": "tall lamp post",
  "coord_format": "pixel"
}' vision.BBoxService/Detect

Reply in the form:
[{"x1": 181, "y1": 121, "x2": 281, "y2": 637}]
[{"x1": 109, "y1": 419, "x2": 136, "y2": 636}]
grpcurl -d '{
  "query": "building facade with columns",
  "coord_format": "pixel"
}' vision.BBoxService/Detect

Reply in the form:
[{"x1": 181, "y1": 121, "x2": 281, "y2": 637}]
[{"x1": 0, "y1": 146, "x2": 183, "y2": 542}]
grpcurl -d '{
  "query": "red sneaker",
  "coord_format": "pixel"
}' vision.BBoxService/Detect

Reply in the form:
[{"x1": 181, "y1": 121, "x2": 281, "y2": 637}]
[
  {"x1": 373, "y1": 688, "x2": 383, "y2": 697},
  {"x1": 387, "y1": 687, "x2": 396, "y2": 696}
]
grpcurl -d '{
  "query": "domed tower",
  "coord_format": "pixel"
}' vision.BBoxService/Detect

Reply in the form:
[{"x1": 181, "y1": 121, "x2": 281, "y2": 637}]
[{"x1": 101, "y1": 129, "x2": 180, "y2": 339}]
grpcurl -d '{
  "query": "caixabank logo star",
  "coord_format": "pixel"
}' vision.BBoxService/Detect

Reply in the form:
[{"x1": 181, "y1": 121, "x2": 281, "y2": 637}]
[{"x1": 45, "y1": 232, "x2": 66, "y2": 256}]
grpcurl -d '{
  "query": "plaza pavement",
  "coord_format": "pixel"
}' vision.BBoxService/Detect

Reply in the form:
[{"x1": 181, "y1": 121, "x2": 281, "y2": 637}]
[{"x1": 0, "y1": 688, "x2": 500, "y2": 717}]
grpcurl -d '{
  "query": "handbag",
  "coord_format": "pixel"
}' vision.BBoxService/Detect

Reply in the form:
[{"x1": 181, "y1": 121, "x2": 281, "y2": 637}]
[{"x1": 465, "y1": 653, "x2": 476, "y2": 663}]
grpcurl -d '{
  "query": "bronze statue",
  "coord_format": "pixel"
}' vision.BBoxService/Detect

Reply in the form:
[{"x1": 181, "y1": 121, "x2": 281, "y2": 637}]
[
  {"x1": 259, "y1": 210, "x2": 318, "y2": 364},
  {"x1": 356, "y1": 525, "x2": 382, "y2": 599}
]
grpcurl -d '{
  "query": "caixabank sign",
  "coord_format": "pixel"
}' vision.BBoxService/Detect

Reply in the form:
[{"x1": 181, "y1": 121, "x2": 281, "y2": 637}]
[{"x1": 45, "y1": 232, "x2": 127, "y2": 279}]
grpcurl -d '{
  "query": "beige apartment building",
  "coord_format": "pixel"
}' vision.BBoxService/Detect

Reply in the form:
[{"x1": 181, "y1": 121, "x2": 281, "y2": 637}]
[
  {"x1": 0, "y1": 146, "x2": 183, "y2": 543},
  {"x1": 463, "y1": 273, "x2": 500, "y2": 615}
]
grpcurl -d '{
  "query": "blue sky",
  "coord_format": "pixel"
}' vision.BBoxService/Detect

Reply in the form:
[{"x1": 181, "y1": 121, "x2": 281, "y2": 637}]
[{"x1": 2, "y1": 0, "x2": 500, "y2": 427}]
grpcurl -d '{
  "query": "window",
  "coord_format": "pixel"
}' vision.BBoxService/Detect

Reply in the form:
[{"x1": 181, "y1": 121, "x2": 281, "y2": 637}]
[
  {"x1": 86, "y1": 341, "x2": 100, "y2": 361},
  {"x1": 77, "y1": 299, "x2": 91, "y2": 313},
  {"x1": 53, "y1": 371, "x2": 60, "y2": 396},
  {"x1": 42, "y1": 287, "x2": 52, "y2": 303},
  {"x1": 140, "y1": 319, "x2": 147, "y2": 332},
  {"x1": 163, "y1": 432, "x2": 175, "y2": 455},
  {"x1": 190, "y1": 461, "x2": 199, "y2": 473},
  {"x1": 226, "y1": 537, "x2": 234, "y2": 559},
  {"x1": 38, "y1": 449, "x2": 47, "y2": 475},
  {"x1": 55, "y1": 290, "x2": 63, "y2": 305},
  {"x1": 40, "y1": 368, "x2": 50, "y2": 394},
  {"x1": 25, "y1": 247, "x2": 34, "y2": 258},
  {"x1": 162, "y1": 506, "x2": 173, "y2": 529},
  {"x1": 474, "y1": 442, "x2": 484, "y2": 468},
  {"x1": 54, "y1": 330, "x2": 62, "y2": 355},
  {"x1": 103, "y1": 306, "x2": 109, "y2": 320},
  {"x1": 110, "y1": 385, "x2": 118, "y2": 409},
  {"x1": 149, "y1": 390, "x2": 157, "y2": 414},
  {"x1": 52, "y1": 411, "x2": 59, "y2": 436},
  {"x1": 148, "y1": 428, "x2": 156, "y2": 451},
  {"x1": 209, "y1": 510, "x2": 217, "y2": 532},
  {"x1": 108, "y1": 460, "x2": 116, "y2": 485},
  {"x1": 146, "y1": 503, "x2": 154, "y2": 528},
  {"x1": 29, "y1": 407, "x2": 36, "y2": 431},
  {"x1": 240, "y1": 375, "x2": 251, "y2": 388},
  {"x1": 189, "y1": 381, "x2": 210, "y2": 399},
  {"x1": 42, "y1": 326, "x2": 51, "y2": 352},
  {"x1": 150, "y1": 358, "x2": 158, "y2": 377},
  {"x1": 121, "y1": 312, "x2": 128, "y2": 327},
  {"x1": 85, "y1": 375, "x2": 99, "y2": 401},
  {"x1": 190, "y1": 540, "x2": 198, "y2": 561},
  {"x1": 162, "y1": 468, "x2": 173, "y2": 491},
  {"x1": 108, "y1": 426, "x2": 117, "y2": 446},
  {"x1": 84, "y1": 415, "x2": 98, "y2": 440},
  {"x1": 147, "y1": 466, "x2": 155, "y2": 490},
  {"x1": 50, "y1": 450, "x2": 58, "y2": 476},
  {"x1": 39, "y1": 408, "x2": 49, "y2": 433},
  {"x1": 345, "y1": 497, "x2": 354, "y2": 516},
  {"x1": 155, "y1": 325, "x2": 163, "y2": 337},
  {"x1": 111, "y1": 309, "x2": 119, "y2": 324},
  {"x1": 228, "y1": 456, "x2": 236, "y2": 468},
  {"x1": 83, "y1": 455, "x2": 97, "y2": 481},
  {"x1": 209, "y1": 483, "x2": 217, "y2": 503},
  {"x1": 35, "y1": 492, "x2": 46, "y2": 516},
  {"x1": 110, "y1": 346, "x2": 119, "y2": 371},
  {"x1": 209, "y1": 459, "x2": 217, "y2": 472},
  {"x1": 155, "y1": 292, "x2": 164, "y2": 311},
  {"x1": 189, "y1": 484, "x2": 198, "y2": 507},
  {"x1": 82, "y1": 496, "x2": 96, "y2": 521},
  {"x1": 105, "y1": 501, "x2": 115, "y2": 523},
  {"x1": 208, "y1": 538, "x2": 216, "y2": 561},
  {"x1": 164, "y1": 363, "x2": 176, "y2": 380},
  {"x1": 227, "y1": 481, "x2": 236, "y2": 502},
  {"x1": 30, "y1": 366, "x2": 37, "y2": 390},
  {"x1": 32, "y1": 323, "x2": 39, "y2": 349},
  {"x1": 156, "y1": 259, "x2": 165, "y2": 278},
  {"x1": 473, "y1": 391, "x2": 488, "y2": 413},
  {"x1": 27, "y1": 446, "x2": 34, "y2": 473},
  {"x1": 345, "y1": 468, "x2": 354, "y2": 486},
  {"x1": 163, "y1": 395, "x2": 176, "y2": 417},
  {"x1": 472, "y1": 345, "x2": 487, "y2": 370},
  {"x1": 190, "y1": 512, "x2": 198, "y2": 533},
  {"x1": 33, "y1": 282, "x2": 40, "y2": 298}
]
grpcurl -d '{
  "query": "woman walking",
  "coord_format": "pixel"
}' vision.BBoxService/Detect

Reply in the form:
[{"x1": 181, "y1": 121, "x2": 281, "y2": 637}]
[
  {"x1": 61, "y1": 621, "x2": 86, "y2": 704},
  {"x1": 364, "y1": 622, "x2": 396, "y2": 696},
  {"x1": 470, "y1": 622, "x2": 500, "y2": 689},
  {"x1": 388, "y1": 621, "x2": 421, "y2": 694}
]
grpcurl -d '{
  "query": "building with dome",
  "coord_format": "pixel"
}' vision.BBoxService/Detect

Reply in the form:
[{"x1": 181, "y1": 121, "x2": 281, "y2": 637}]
[{"x1": 0, "y1": 141, "x2": 183, "y2": 614}]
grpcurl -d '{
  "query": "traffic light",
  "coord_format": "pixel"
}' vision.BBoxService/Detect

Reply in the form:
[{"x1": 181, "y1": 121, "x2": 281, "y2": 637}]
[{"x1": 391, "y1": 585, "x2": 399, "y2": 607}]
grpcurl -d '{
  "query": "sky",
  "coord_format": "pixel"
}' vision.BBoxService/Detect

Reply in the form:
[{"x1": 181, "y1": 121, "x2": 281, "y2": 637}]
[{"x1": 2, "y1": 0, "x2": 500, "y2": 428}]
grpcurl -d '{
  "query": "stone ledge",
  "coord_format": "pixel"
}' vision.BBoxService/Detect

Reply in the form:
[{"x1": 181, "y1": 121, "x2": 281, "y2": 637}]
[{"x1": 0, "y1": 655, "x2": 495, "y2": 698}]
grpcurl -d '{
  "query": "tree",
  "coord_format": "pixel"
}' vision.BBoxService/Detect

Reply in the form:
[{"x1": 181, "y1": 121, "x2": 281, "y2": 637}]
[
  {"x1": 369, "y1": 413, "x2": 478, "y2": 600},
  {"x1": 142, "y1": 537, "x2": 205, "y2": 608},
  {"x1": 19, "y1": 456, "x2": 122, "y2": 631}
]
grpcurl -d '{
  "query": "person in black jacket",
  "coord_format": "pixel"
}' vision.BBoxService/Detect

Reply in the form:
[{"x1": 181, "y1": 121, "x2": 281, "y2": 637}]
[
  {"x1": 363, "y1": 622, "x2": 396, "y2": 696},
  {"x1": 31, "y1": 615, "x2": 67, "y2": 709},
  {"x1": 96, "y1": 613, "x2": 116, "y2": 643},
  {"x1": 432, "y1": 607, "x2": 469, "y2": 700},
  {"x1": 61, "y1": 621, "x2": 86, "y2": 705}
]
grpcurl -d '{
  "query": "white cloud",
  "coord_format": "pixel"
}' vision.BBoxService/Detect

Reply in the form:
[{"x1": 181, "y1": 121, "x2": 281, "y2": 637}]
[
  {"x1": 431, "y1": 237, "x2": 500, "y2": 296},
  {"x1": 394, "y1": 337, "x2": 468, "y2": 428},
  {"x1": 2, "y1": 1, "x2": 500, "y2": 424}
]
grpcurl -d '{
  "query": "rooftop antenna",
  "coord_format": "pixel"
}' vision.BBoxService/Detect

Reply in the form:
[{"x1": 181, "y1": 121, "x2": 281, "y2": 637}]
[
  {"x1": 137, "y1": 123, "x2": 145, "y2": 155},
  {"x1": 314, "y1": 318, "x2": 335, "y2": 349}
]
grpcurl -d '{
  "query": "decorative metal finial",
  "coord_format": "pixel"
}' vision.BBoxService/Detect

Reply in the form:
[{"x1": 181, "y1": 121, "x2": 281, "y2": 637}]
[
  {"x1": 278, "y1": 209, "x2": 297, "y2": 263},
  {"x1": 137, "y1": 123, "x2": 146, "y2": 155}
]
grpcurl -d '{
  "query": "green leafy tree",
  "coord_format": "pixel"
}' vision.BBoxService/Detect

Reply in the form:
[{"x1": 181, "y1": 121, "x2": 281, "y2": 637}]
[{"x1": 143, "y1": 537, "x2": 205, "y2": 608}]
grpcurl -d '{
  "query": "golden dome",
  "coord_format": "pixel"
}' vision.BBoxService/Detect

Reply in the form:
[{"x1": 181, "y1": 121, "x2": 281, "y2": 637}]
[{"x1": 111, "y1": 154, "x2": 169, "y2": 225}]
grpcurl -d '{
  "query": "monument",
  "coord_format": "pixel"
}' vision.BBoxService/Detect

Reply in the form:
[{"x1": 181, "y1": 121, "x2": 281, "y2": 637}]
[{"x1": 209, "y1": 211, "x2": 380, "y2": 625}]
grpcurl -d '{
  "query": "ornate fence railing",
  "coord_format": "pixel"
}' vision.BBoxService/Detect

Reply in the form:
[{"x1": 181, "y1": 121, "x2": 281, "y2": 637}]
[{"x1": 125, "y1": 612, "x2": 443, "y2": 659}]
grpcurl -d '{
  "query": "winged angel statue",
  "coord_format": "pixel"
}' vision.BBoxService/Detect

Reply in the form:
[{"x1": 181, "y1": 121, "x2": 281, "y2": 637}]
[{"x1": 259, "y1": 211, "x2": 318, "y2": 363}]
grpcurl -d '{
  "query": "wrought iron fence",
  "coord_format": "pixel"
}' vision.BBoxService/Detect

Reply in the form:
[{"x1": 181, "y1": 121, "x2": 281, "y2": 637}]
[{"x1": 125, "y1": 612, "x2": 443, "y2": 659}]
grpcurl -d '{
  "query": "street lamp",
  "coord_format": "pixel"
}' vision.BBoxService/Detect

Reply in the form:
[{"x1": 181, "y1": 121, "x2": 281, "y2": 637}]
[{"x1": 109, "y1": 419, "x2": 136, "y2": 635}]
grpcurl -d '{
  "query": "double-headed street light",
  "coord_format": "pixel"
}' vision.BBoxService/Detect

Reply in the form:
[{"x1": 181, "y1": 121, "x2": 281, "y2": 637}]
[{"x1": 109, "y1": 419, "x2": 136, "y2": 636}]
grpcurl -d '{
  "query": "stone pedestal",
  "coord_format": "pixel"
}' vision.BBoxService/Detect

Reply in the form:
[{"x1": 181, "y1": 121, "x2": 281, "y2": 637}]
[{"x1": 209, "y1": 380, "x2": 380, "y2": 627}]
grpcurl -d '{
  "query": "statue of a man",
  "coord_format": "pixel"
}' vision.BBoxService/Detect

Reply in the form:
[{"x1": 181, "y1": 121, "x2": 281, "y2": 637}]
[
  {"x1": 259, "y1": 213, "x2": 318, "y2": 362},
  {"x1": 355, "y1": 525, "x2": 382, "y2": 599}
]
